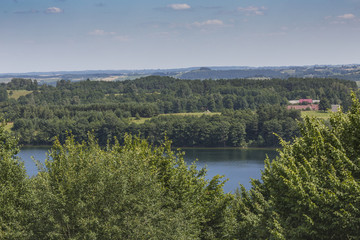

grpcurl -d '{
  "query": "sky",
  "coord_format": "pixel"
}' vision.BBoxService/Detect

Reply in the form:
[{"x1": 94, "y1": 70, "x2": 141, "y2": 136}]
[{"x1": 1, "y1": 0, "x2": 360, "y2": 73}]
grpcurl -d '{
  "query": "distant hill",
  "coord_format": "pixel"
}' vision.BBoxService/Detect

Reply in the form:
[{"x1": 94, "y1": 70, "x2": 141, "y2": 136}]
[
  {"x1": 176, "y1": 65, "x2": 360, "y2": 80},
  {"x1": 1, "y1": 64, "x2": 360, "y2": 84},
  {"x1": 177, "y1": 68, "x2": 285, "y2": 80}
]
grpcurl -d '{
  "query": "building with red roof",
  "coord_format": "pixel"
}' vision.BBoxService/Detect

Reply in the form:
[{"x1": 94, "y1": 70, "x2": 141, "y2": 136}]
[{"x1": 299, "y1": 99, "x2": 313, "y2": 104}]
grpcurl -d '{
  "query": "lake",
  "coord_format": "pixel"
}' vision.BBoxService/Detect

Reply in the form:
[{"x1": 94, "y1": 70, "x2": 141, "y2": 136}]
[{"x1": 18, "y1": 147, "x2": 278, "y2": 192}]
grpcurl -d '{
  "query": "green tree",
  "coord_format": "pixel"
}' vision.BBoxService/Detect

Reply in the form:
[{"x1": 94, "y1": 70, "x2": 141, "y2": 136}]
[
  {"x1": 231, "y1": 93, "x2": 360, "y2": 239},
  {"x1": 31, "y1": 134, "x2": 232, "y2": 239},
  {"x1": 0, "y1": 120, "x2": 32, "y2": 239},
  {"x1": 207, "y1": 95, "x2": 216, "y2": 112},
  {"x1": 319, "y1": 97, "x2": 330, "y2": 112},
  {"x1": 0, "y1": 88, "x2": 8, "y2": 102},
  {"x1": 228, "y1": 122, "x2": 246, "y2": 147}
]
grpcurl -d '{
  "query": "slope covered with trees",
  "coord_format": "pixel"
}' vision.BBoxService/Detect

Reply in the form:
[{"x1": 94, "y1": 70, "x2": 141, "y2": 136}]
[
  {"x1": 231, "y1": 93, "x2": 360, "y2": 239},
  {"x1": 0, "y1": 76, "x2": 356, "y2": 147},
  {"x1": 1, "y1": 94, "x2": 360, "y2": 239}
]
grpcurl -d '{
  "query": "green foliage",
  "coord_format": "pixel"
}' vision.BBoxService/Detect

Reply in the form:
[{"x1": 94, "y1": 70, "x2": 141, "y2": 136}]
[
  {"x1": 232, "y1": 93, "x2": 360, "y2": 239},
  {"x1": 10, "y1": 105, "x2": 300, "y2": 147},
  {"x1": 0, "y1": 120, "x2": 32, "y2": 239},
  {"x1": 0, "y1": 77, "x2": 356, "y2": 147},
  {"x1": 0, "y1": 88, "x2": 8, "y2": 102},
  {"x1": 319, "y1": 97, "x2": 331, "y2": 111},
  {"x1": 5, "y1": 78, "x2": 38, "y2": 91},
  {"x1": 3, "y1": 92, "x2": 360, "y2": 238},
  {"x1": 31, "y1": 134, "x2": 232, "y2": 239}
]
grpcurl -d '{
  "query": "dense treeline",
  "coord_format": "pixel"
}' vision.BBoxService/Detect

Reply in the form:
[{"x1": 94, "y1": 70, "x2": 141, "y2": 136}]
[
  {"x1": 1, "y1": 76, "x2": 355, "y2": 112},
  {"x1": 0, "y1": 76, "x2": 356, "y2": 146},
  {"x1": 139, "y1": 106, "x2": 300, "y2": 147},
  {"x1": 9, "y1": 106, "x2": 301, "y2": 147},
  {"x1": 2, "y1": 94, "x2": 360, "y2": 239}
]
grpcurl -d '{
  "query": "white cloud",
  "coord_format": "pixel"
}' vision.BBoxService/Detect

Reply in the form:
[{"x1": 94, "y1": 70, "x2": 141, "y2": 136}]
[
  {"x1": 88, "y1": 29, "x2": 129, "y2": 41},
  {"x1": 89, "y1": 29, "x2": 116, "y2": 36},
  {"x1": 327, "y1": 13, "x2": 358, "y2": 24},
  {"x1": 192, "y1": 19, "x2": 224, "y2": 27},
  {"x1": 168, "y1": 4, "x2": 191, "y2": 10},
  {"x1": 238, "y1": 6, "x2": 266, "y2": 16},
  {"x1": 45, "y1": 7, "x2": 63, "y2": 14},
  {"x1": 113, "y1": 35, "x2": 129, "y2": 42},
  {"x1": 338, "y1": 13, "x2": 356, "y2": 19}
]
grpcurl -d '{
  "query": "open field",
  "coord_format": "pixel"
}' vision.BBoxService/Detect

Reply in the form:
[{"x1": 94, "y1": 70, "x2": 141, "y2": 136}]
[
  {"x1": 158, "y1": 112, "x2": 220, "y2": 117},
  {"x1": 129, "y1": 112, "x2": 221, "y2": 124},
  {"x1": 301, "y1": 111, "x2": 331, "y2": 120},
  {"x1": 128, "y1": 117, "x2": 150, "y2": 124},
  {"x1": 130, "y1": 111, "x2": 331, "y2": 124},
  {"x1": 105, "y1": 93, "x2": 123, "y2": 97},
  {"x1": 0, "y1": 78, "x2": 12, "y2": 83},
  {"x1": 7, "y1": 90, "x2": 33, "y2": 100},
  {"x1": 4, "y1": 122, "x2": 13, "y2": 132}
]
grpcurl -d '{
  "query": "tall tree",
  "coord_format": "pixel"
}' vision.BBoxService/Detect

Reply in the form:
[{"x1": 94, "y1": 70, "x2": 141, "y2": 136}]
[
  {"x1": 319, "y1": 97, "x2": 331, "y2": 111},
  {"x1": 231, "y1": 93, "x2": 360, "y2": 239},
  {"x1": 0, "y1": 120, "x2": 32, "y2": 239},
  {"x1": 0, "y1": 88, "x2": 8, "y2": 102}
]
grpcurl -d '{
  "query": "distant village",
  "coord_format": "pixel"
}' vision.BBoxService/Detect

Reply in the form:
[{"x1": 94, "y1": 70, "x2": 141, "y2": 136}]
[{"x1": 287, "y1": 99, "x2": 340, "y2": 112}]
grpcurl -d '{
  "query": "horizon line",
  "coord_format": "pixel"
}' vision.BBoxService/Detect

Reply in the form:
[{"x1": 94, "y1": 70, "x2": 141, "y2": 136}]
[{"x1": 1, "y1": 63, "x2": 360, "y2": 75}]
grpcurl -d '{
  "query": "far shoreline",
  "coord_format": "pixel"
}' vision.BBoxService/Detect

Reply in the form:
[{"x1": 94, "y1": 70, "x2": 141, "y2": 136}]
[{"x1": 19, "y1": 144, "x2": 279, "y2": 151}]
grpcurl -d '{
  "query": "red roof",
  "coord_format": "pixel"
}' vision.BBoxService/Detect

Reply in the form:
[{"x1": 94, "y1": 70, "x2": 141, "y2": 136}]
[
  {"x1": 287, "y1": 104, "x2": 319, "y2": 111},
  {"x1": 299, "y1": 99, "x2": 313, "y2": 104}
]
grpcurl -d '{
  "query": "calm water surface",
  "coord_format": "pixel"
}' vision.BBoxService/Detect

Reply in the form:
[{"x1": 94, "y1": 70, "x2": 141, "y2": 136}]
[
  {"x1": 181, "y1": 148, "x2": 278, "y2": 192},
  {"x1": 18, "y1": 147, "x2": 278, "y2": 192}
]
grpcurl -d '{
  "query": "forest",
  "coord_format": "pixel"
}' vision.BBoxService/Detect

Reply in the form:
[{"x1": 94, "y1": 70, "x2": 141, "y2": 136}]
[
  {"x1": 0, "y1": 76, "x2": 356, "y2": 147},
  {"x1": 1, "y1": 93, "x2": 360, "y2": 239}
]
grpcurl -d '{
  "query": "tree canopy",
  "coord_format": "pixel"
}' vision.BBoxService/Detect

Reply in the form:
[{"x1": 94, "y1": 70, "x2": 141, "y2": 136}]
[
  {"x1": 231, "y1": 93, "x2": 360, "y2": 239},
  {"x1": 1, "y1": 88, "x2": 360, "y2": 238},
  {"x1": 0, "y1": 76, "x2": 356, "y2": 147},
  {"x1": 0, "y1": 120, "x2": 32, "y2": 239},
  {"x1": 30, "y1": 134, "x2": 232, "y2": 239}
]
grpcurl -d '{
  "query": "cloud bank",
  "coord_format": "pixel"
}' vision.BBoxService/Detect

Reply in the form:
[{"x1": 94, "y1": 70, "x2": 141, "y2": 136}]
[
  {"x1": 89, "y1": 29, "x2": 116, "y2": 36},
  {"x1": 338, "y1": 13, "x2": 355, "y2": 19},
  {"x1": 192, "y1": 19, "x2": 224, "y2": 27},
  {"x1": 238, "y1": 6, "x2": 266, "y2": 16},
  {"x1": 45, "y1": 7, "x2": 63, "y2": 14},
  {"x1": 168, "y1": 4, "x2": 191, "y2": 10}
]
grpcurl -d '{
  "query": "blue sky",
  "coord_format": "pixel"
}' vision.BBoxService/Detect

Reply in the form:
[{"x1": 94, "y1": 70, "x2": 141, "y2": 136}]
[{"x1": 1, "y1": 0, "x2": 360, "y2": 73}]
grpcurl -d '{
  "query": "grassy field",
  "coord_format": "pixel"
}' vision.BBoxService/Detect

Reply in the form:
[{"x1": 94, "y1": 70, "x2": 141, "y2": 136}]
[
  {"x1": 7, "y1": 90, "x2": 33, "y2": 100},
  {"x1": 4, "y1": 122, "x2": 13, "y2": 132},
  {"x1": 158, "y1": 112, "x2": 221, "y2": 117},
  {"x1": 129, "y1": 112, "x2": 221, "y2": 124},
  {"x1": 301, "y1": 111, "x2": 331, "y2": 120},
  {"x1": 128, "y1": 117, "x2": 150, "y2": 124},
  {"x1": 105, "y1": 93, "x2": 123, "y2": 97}
]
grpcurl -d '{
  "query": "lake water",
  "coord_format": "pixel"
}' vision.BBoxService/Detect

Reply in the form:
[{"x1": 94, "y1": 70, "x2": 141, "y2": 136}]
[
  {"x1": 18, "y1": 147, "x2": 278, "y2": 192},
  {"x1": 181, "y1": 148, "x2": 278, "y2": 192}
]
